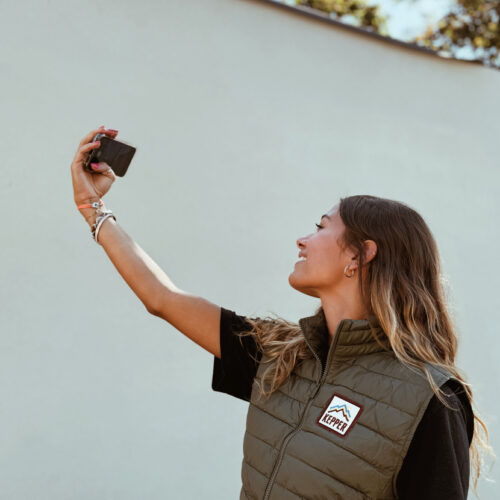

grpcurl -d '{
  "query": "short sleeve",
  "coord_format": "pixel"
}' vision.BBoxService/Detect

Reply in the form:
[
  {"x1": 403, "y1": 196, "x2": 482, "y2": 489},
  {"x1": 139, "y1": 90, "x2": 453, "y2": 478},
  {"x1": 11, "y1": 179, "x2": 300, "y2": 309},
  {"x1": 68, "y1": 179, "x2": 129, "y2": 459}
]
[
  {"x1": 396, "y1": 379, "x2": 474, "y2": 499},
  {"x1": 211, "y1": 307, "x2": 262, "y2": 402}
]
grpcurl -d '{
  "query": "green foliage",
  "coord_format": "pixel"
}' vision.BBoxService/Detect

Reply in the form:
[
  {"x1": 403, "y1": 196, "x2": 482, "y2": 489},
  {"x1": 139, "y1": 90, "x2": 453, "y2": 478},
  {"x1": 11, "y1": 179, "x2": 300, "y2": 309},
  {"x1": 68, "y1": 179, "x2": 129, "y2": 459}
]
[
  {"x1": 297, "y1": 0, "x2": 389, "y2": 34},
  {"x1": 415, "y1": 0, "x2": 500, "y2": 68}
]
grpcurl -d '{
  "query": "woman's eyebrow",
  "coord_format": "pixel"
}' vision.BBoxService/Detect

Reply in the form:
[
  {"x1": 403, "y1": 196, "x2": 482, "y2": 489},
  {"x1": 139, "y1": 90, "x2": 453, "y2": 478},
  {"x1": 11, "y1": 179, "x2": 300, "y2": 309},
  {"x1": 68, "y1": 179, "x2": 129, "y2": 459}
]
[{"x1": 321, "y1": 214, "x2": 331, "y2": 220}]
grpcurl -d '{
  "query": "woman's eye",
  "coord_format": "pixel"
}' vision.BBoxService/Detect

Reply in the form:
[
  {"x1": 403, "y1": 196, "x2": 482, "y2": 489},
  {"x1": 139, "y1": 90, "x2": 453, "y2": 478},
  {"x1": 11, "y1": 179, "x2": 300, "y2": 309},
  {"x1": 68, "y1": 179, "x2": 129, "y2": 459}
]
[{"x1": 315, "y1": 223, "x2": 323, "y2": 230}]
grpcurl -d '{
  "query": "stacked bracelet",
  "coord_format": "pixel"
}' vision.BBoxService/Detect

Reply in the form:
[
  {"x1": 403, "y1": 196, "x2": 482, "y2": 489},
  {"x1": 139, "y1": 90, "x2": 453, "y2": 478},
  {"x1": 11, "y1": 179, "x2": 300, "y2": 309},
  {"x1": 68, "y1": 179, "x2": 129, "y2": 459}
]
[
  {"x1": 92, "y1": 209, "x2": 116, "y2": 244},
  {"x1": 76, "y1": 199, "x2": 117, "y2": 245}
]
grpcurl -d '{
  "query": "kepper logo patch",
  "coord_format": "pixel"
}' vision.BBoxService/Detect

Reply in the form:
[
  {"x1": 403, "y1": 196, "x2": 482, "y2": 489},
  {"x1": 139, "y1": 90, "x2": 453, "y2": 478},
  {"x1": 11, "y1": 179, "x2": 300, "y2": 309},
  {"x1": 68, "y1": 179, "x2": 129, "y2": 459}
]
[{"x1": 317, "y1": 393, "x2": 363, "y2": 437}]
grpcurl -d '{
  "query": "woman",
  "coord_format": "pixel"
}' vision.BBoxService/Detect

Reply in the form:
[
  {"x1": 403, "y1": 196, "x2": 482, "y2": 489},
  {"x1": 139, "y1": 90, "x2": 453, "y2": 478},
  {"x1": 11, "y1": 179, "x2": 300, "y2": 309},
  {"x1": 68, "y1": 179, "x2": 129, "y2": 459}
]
[{"x1": 71, "y1": 127, "x2": 492, "y2": 499}]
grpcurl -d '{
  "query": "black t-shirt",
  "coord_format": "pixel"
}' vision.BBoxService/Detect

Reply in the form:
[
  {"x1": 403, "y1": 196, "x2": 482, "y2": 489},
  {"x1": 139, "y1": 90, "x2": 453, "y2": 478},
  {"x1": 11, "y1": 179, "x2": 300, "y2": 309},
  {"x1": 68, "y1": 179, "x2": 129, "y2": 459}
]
[{"x1": 212, "y1": 307, "x2": 474, "y2": 499}]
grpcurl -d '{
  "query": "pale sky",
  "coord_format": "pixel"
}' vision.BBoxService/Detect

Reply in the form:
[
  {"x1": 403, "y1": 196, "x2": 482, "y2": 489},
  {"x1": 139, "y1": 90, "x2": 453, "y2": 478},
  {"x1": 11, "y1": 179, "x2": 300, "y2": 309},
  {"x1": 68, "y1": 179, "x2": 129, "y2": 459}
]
[{"x1": 373, "y1": 0, "x2": 455, "y2": 39}]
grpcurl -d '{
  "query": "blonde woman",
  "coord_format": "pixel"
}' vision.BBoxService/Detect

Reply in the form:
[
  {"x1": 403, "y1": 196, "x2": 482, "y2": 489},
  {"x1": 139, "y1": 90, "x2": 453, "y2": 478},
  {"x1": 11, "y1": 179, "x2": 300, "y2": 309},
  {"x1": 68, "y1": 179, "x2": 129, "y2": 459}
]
[{"x1": 71, "y1": 127, "x2": 492, "y2": 499}]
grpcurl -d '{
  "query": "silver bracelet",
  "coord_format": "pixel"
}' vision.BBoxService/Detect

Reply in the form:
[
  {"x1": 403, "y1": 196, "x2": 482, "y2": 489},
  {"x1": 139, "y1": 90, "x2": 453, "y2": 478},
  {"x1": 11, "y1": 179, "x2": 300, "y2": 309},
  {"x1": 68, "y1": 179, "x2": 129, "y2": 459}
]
[
  {"x1": 94, "y1": 212, "x2": 116, "y2": 244},
  {"x1": 90, "y1": 205, "x2": 108, "y2": 234},
  {"x1": 90, "y1": 206, "x2": 116, "y2": 244}
]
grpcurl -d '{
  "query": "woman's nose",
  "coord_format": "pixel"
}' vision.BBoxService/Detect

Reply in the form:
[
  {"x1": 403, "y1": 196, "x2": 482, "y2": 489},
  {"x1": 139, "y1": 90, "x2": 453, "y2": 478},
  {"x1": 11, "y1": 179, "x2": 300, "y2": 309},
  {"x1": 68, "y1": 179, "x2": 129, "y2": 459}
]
[{"x1": 296, "y1": 237, "x2": 306, "y2": 248}]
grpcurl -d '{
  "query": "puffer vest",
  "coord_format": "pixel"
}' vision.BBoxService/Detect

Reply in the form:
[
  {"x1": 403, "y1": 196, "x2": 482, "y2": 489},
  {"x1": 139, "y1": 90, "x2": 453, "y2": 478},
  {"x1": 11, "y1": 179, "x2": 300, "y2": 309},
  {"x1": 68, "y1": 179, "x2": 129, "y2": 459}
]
[{"x1": 240, "y1": 309, "x2": 463, "y2": 500}]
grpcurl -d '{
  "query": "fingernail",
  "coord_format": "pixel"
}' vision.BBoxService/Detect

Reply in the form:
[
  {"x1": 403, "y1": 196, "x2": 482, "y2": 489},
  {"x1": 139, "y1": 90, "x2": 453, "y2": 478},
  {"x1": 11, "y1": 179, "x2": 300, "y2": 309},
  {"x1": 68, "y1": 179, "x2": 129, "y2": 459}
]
[
  {"x1": 99, "y1": 125, "x2": 105, "y2": 129},
  {"x1": 91, "y1": 163, "x2": 99, "y2": 169}
]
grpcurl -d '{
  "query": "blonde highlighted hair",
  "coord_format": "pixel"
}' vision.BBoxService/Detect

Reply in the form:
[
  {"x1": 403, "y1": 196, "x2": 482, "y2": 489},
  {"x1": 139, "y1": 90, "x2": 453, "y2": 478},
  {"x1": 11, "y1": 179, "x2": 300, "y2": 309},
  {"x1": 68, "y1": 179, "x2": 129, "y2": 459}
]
[{"x1": 236, "y1": 195, "x2": 494, "y2": 497}]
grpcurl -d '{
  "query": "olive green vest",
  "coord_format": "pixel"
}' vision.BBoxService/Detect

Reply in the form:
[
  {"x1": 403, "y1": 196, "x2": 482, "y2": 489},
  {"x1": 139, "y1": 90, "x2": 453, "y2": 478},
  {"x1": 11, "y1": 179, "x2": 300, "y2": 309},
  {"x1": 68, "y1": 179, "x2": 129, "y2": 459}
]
[{"x1": 240, "y1": 309, "x2": 461, "y2": 499}]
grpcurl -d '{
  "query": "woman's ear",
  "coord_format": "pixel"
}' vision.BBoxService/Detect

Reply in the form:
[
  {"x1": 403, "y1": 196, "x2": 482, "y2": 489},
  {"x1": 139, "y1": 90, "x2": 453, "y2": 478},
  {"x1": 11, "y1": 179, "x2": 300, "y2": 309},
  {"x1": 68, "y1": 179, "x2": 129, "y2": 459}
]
[
  {"x1": 348, "y1": 240, "x2": 377, "y2": 270},
  {"x1": 363, "y1": 240, "x2": 378, "y2": 264}
]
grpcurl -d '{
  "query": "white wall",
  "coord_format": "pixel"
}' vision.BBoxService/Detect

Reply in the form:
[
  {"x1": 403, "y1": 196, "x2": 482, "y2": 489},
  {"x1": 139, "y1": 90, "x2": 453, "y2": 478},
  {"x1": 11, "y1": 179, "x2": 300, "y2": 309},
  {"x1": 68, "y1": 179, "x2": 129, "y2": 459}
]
[{"x1": 1, "y1": 0, "x2": 498, "y2": 498}]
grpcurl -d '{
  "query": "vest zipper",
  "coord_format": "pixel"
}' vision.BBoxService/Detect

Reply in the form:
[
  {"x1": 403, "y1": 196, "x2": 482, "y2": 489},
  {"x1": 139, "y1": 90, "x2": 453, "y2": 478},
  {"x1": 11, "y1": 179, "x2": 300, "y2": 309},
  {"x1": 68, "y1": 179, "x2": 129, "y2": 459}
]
[{"x1": 262, "y1": 319, "x2": 346, "y2": 500}]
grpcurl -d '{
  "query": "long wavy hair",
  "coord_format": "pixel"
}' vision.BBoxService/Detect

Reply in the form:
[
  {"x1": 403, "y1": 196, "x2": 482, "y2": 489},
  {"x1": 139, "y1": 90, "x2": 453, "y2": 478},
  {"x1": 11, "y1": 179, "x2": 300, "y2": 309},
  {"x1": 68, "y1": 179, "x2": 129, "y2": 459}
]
[{"x1": 235, "y1": 195, "x2": 494, "y2": 497}]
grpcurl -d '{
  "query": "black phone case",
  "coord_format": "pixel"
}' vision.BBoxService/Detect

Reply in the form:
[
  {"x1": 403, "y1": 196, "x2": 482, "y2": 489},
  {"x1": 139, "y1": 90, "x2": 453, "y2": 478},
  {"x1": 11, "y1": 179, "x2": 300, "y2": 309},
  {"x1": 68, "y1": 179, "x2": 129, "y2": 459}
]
[{"x1": 84, "y1": 134, "x2": 136, "y2": 177}]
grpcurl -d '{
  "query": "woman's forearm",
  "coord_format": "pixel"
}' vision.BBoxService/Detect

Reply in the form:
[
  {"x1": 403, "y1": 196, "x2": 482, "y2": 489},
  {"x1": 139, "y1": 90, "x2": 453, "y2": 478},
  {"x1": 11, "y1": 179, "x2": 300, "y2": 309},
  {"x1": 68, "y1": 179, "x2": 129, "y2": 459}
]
[{"x1": 80, "y1": 206, "x2": 180, "y2": 313}]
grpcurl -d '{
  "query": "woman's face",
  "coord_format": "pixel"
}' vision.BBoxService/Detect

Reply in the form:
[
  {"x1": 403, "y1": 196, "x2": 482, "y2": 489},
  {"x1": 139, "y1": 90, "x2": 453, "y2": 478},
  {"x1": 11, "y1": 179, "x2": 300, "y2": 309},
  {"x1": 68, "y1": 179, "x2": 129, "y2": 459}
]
[{"x1": 288, "y1": 205, "x2": 356, "y2": 298}]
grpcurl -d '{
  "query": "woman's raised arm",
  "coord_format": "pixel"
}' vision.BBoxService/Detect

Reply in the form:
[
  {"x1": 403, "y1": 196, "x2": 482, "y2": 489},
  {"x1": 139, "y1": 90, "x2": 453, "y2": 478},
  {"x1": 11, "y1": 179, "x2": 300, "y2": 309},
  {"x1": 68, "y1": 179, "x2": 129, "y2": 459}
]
[{"x1": 71, "y1": 127, "x2": 222, "y2": 359}]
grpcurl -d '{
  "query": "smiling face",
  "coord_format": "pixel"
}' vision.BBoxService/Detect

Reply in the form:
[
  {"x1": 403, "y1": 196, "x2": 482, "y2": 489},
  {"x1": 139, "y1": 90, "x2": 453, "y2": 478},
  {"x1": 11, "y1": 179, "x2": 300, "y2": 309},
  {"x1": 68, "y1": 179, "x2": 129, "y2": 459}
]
[{"x1": 288, "y1": 204, "x2": 357, "y2": 298}]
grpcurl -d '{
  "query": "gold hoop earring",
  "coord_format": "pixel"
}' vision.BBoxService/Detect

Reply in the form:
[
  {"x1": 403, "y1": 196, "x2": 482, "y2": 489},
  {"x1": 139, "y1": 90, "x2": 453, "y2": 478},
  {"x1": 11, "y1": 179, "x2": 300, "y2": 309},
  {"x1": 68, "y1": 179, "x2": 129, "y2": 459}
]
[{"x1": 344, "y1": 264, "x2": 355, "y2": 278}]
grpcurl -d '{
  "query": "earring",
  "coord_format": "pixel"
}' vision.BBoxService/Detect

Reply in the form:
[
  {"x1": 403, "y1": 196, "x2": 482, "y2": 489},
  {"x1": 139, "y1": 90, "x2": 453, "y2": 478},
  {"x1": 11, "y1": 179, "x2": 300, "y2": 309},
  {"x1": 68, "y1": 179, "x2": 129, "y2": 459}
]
[{"x1": 344, "y1": 264, "x2": 355, "y2": 278}]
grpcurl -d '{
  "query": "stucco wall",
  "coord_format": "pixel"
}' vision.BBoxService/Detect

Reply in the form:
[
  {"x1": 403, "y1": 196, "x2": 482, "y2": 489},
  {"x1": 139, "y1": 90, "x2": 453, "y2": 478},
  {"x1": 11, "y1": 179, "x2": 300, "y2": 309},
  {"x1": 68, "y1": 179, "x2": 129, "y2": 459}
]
[{"x1": 1, "y1": 0, "x2": 498, "y2": 498}]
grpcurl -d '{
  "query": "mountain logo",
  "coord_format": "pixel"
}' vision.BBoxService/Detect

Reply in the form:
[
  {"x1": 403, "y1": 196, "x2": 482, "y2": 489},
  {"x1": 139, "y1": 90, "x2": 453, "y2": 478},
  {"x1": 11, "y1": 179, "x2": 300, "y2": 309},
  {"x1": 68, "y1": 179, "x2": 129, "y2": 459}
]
[
  {"x1": 317, "y1": 393, "x2": 363, "y2": 437},
  {"x1": 327, "y1": 404, "x2": 351, "y2": 421}
]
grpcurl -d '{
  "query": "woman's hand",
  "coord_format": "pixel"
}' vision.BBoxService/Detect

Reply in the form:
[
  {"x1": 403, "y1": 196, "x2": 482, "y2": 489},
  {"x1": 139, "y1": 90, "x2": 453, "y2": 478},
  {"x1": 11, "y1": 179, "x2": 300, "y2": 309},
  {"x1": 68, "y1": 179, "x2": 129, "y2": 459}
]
[{"x1": 71, "y1": 126, "x2": 119, "y2": 206}]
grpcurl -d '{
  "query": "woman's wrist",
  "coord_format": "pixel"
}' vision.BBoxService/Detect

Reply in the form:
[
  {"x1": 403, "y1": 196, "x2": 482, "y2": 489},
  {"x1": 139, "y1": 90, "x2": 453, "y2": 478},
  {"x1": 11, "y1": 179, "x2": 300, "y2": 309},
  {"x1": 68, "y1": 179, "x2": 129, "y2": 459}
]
[
  {"x1": 76, "y1": 196, "x2": 106, "y2": 227},
  {"x1": 83, "y1": 208, "x2": 104, "y2": 227}
]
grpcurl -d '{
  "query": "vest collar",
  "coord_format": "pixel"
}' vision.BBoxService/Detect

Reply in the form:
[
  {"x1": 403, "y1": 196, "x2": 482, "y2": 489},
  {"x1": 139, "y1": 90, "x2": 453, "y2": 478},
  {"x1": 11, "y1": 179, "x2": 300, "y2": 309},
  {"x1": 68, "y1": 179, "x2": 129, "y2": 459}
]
[{"x1": 298, "y1": 308, "x2": 391, "y2": 361}]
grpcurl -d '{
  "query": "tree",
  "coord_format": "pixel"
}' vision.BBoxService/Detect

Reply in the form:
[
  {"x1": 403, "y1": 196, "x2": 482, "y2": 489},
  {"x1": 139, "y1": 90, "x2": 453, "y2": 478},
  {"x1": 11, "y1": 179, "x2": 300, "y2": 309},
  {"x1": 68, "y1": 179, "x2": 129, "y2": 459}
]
[
  {"x1": 297, "y1": 0, "x2": 389, "y2": 33},
  {"x1": 413, "y1": 0, "x2": 500, "y2": 68}
]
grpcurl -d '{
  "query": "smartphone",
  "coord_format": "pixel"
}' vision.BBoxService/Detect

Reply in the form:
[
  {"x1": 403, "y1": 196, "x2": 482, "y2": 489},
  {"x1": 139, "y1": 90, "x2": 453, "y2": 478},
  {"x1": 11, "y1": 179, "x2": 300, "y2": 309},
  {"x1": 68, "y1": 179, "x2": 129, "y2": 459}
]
[{"x1": 83, "y1": 133, "x2": 136, "y2": 177}]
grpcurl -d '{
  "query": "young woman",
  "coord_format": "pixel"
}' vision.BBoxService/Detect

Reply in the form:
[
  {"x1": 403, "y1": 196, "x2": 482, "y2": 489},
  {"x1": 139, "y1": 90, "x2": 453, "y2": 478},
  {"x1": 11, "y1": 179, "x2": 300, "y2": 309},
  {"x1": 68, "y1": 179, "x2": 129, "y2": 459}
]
[{"x1": 71, "y1": 127, "x2": 492, "y2": 499}]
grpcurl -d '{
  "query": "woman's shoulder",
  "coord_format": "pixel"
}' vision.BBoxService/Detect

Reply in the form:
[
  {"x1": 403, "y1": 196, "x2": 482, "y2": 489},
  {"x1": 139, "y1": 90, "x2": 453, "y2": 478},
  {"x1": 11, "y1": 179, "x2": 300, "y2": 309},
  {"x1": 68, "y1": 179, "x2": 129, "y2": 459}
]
[
  {"x1": 417, "y1": 363, "x2": 474, "y2": 439},
  {"x1": 429, "y1": 379, "x2": 474, "y2": 444}
]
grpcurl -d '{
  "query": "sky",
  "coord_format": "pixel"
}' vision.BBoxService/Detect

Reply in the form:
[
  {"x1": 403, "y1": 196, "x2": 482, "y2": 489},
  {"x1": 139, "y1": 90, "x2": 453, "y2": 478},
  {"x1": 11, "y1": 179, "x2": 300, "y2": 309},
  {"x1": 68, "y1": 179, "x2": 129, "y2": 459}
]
[{"x1": 372, "y1": 0, "x2": 455, "y2": 39}]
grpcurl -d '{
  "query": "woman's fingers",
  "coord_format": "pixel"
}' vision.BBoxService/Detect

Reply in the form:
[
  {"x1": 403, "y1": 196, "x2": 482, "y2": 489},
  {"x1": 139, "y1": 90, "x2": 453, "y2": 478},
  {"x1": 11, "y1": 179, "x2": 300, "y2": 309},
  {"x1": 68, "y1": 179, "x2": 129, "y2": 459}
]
[
  {"x1": 81, "y1": 141, "x2": 101, "y2": 153},
  {"x1": 89, "y1": 161, "x2": 116, "y2": 198},
  {"x1": 91, "y1": 161, "x2": 114, "y2": 176},
  {"x1": 78, "y1": 126, "x2": 118, "y2": 149},
  {"x1": 73, "y1": 127, "x2": 119, "y2": 166},
  {"x1": 78, "y1": 126, "x2": 105, "y2": 149},
  {"x1": 72, "y1": 140, "x2": 102, "y2": 167}
]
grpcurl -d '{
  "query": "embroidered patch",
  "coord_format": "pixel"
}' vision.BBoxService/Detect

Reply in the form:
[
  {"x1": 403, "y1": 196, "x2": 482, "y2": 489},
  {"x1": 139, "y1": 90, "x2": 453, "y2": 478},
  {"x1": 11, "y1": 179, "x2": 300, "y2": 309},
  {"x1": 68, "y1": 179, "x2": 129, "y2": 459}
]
[{"x1": 316, "y1": 393, "x2": 363, "y2": 437}]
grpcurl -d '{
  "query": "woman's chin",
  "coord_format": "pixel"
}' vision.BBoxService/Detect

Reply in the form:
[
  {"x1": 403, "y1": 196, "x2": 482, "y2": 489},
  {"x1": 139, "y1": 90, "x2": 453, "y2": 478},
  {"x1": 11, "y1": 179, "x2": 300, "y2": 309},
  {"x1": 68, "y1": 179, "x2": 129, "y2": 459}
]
[
  {"x1": 288, "y1": 272, "x2": 318, "y2": 297},
  {"x1": 288, "y1": 270, "x2": 300, "y2": 288}
]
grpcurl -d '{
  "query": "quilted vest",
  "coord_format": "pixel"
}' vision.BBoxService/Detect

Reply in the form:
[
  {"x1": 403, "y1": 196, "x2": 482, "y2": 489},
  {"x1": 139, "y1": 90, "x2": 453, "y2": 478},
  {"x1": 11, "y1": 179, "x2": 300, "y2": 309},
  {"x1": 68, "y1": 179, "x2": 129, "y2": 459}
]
[{"x1": 240, "y1": 309, "x2": 463, "y2": 500}]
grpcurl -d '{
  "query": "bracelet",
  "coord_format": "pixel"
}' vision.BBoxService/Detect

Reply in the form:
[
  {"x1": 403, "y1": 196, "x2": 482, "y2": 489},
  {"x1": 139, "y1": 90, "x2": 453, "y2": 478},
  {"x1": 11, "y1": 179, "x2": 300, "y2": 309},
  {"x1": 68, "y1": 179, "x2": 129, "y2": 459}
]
[
  {"x1": 91, "y1": 209, "x2": 117, "y2": 244},
  {"x1": 93, "y1": 212, "x2": 116, "y2": 244},
  {"x1": 76, "y1": 199, "x2": 116, "y2": 244},
  {"x1": 77, "y1": 199, "x2": 104, "y2": 210}
]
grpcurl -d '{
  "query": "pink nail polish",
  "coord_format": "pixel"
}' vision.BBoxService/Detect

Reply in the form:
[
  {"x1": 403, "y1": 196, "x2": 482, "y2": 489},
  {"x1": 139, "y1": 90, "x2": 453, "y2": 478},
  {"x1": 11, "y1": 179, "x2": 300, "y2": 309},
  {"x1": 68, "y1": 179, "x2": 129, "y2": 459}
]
[{"x1": 91, "y1": 163, "x2": 98, "y2": 168}]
